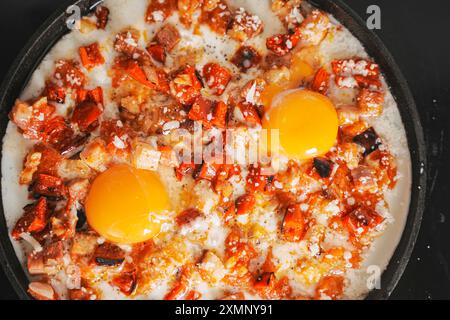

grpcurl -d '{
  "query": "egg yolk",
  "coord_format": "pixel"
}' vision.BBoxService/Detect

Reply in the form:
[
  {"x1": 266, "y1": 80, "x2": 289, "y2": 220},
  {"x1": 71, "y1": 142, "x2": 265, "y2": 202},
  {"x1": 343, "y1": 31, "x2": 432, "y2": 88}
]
[
  {"x1": 85, "y1": 164, "x2": 170, "y2": 244},
  {"x1": 262, "y1": 89, "x2": 338, "y2": 160}
]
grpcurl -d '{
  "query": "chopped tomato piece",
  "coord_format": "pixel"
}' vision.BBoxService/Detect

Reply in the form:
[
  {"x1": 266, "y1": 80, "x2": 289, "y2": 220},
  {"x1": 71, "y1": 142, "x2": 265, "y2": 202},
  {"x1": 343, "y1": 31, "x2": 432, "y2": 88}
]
[
  {"x1": 54, "y1": 60, "x2": 85, "y2": 88},
  {"x1": 310, "y1": 67, "x2": 330, "y2": 94},
  {"x1": 76, "y1": 86, "x2": 104, "y2": 105},
  {"x1": 145, "y1": 0, "x2": 176, "y2": 23},
  {"x1": 235, "y1": 193, "x2": 256, "y2": 215},
  {"x1": 11, "y1": 197, "x2": 48, "y2": 240},
  {"x1": 123, "y1": 60, "x2": 156, "y2": 88},
  {"x1": 164, "y1": 264, "x2": 193, "y2": 300},
  {"x1": 281, "y1": 203, "x2": 306, "y2": 242},
  {"x1": 111, "y1": 270, "x2": 137, "y2": 295},
  {"x1": 154, "y1": 24, "x2": 181, "y2": 52},
  {"x1": 203, "y1": 63, "x2": 232, "y2": 96},
  {"x1": 188, "y1": 96, "x2": 213, "y2": 122},
  {"x1": 147, "y1": 43, "x2": 166, "y2": 64},
  {"x1": 170, "y1": 65, "x2": 203, "y2": 105},
  {"x1": 45, "y1": 83, "x2": 66, "y2": 103},
  {"x1": 246, "y1": 164, "x2": 273, "y2": 193},
  {"x1": 71, "y1": 101, "x2": 103, "y2": 132},
  {"x1": 211, "y1": 101, "x2": 228, "y2": 128},
  {"x1": 185, "y1": 291, "x2": 202, "y2": 300},
  {"x1": 266, "y1": 27, "x2": 301, "y2": 56},
  {"x1": 238, "y1": 102, "x2": 261, "y2": 125},
  {"x1": 195, "y1": 162, "x2": 221, "y2": 181},
  {"x1": 315, "y1": 275, "x2": 344, "y2": 300},
  {"x1": 79, "y1": 42, "x2": 105, "y2": 70}
]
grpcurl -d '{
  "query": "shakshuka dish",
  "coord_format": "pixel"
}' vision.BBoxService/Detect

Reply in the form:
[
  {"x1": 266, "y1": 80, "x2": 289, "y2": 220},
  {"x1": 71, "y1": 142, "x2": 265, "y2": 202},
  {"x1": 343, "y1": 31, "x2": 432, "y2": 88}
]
[{"x1": 1, "y1": 0, "x2": 411, "y2": 300}]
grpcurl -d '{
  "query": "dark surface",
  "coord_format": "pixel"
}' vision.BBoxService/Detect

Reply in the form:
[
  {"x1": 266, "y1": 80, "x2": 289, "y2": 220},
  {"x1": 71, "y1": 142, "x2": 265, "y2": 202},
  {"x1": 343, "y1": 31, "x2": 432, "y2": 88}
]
[{"x1": 0, "y1": 0, "x2": 448, "y2": 300}]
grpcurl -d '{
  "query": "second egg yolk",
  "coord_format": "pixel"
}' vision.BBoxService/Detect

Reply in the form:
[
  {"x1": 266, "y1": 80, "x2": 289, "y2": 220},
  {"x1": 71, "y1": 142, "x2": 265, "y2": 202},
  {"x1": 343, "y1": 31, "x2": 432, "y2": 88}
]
[
  {"x1": 262, "y1": 89, "x2": 338, "y2": 160},
  {"x1": 85, "y1": 164, "x2": 171, "y2": 244}
]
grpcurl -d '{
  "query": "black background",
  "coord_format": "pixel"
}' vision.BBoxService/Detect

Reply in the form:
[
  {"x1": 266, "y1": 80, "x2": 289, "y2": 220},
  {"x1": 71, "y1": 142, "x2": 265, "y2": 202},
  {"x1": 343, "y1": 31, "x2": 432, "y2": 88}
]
[{"x1": 0, "y1": 0, "x2": 449, "y2": 300}]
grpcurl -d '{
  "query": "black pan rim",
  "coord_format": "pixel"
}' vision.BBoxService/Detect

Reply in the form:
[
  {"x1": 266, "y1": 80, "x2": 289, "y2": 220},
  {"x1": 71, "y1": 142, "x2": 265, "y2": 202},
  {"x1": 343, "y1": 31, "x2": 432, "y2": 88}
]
[{"x1": 0, "y1": 0, "x2": 427, "y2": 300}]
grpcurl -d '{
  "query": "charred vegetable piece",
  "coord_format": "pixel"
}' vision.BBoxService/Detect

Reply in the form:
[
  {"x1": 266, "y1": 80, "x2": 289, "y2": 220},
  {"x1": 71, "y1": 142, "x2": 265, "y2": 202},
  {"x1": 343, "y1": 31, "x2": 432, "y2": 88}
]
[
  {"x1": 147, "y1": 43, "x2": 166, "y2": 64},
  {"x1": 313, "y1": 157, "x2": 334, "y2": 178},
  {"x1": 188, "y1": 96, "x2": 214, "y2": 123},
  {"x1": 238, "y1": 102, "x2": 262, "y2": 126},
  {"x1": 76, "y1": 208, "x2": 86, "y2": 230},
  {"x1": 93, "y1": 243, "x2": 125, "y2": 266},
  {"x1": 352, "y1": 127, "x2": 381, "y2": 156},
  {"x1": 231, "y1": 46, "x2": 261, "y2": 71},
  {"x1": 12, "y1": 197, "x2": 48, "y2": 239}
]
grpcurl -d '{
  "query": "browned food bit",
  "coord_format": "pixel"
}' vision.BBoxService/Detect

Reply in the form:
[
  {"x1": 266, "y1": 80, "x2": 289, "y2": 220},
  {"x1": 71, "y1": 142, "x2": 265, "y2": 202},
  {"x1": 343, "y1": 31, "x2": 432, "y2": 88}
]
[
  {"x1": 93, "y1": 242, "x2": 126, "y2": 266},
  {"x1": 200, "y1": 1, "x2": 232, "y2": 35},
  {"x1": 176, "y1": 208, "x2": 204, "y2": 226},
  {"x1": 342, "y1": 205, "x2": 384, "y2": 236},
  {"x1": 71, "y1": 101, "x2": 103, "y2": 132},
  {"x1": 352, "y1": 127, "x2": 381, "y2": 156},
  {"x1": 235, "y1": 193, "x2": 256, "y2": 215},
  {"x1": 310, "y1": 67, "x2": 330, "y2": 94},
  {"x1": 154, "y1": 24, "x2": 181, "y2": 52},
  {"x1": 313, "y1": 157, "x2": 334, "y2": 178},
  {"x1": 95, "y1": 6, "x2": 110, "y2": 29},
  {"x1": 11, "y1": 197, "x2": 48, "y2": 240},
  {"x1": 30, "y1": 173, "x2": 67, "y2": 199},
  {"x1": 231, "y1": 46, "x2": 262, "y2": 71}
]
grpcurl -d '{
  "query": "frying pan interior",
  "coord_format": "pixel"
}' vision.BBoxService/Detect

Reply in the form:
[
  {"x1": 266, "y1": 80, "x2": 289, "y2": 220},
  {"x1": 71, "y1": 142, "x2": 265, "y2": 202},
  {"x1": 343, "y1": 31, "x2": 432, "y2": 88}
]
[{"x1": 0, "y1": 0, "x2": 426, "y2": 300}]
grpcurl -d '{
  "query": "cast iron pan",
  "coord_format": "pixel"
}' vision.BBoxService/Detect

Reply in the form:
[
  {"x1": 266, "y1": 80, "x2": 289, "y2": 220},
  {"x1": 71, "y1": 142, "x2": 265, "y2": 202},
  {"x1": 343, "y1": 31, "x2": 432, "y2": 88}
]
[{"x1": 0, "y1": 0, "x2": 427, "y2": 300}]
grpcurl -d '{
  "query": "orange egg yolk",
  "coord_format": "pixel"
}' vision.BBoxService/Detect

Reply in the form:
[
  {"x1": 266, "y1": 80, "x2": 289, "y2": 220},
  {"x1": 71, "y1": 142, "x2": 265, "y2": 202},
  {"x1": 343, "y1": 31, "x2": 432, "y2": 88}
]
[
  {"x1": 262, "y1": 89, "x2": 338, "y2": 160},
  {"x1": 85, "y1": 164, "x2": 170, "y2": 244}
]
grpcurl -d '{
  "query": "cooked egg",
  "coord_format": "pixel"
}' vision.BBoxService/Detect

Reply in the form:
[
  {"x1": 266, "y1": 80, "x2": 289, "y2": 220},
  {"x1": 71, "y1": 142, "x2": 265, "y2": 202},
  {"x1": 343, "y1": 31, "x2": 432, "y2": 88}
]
[
  {"x1": 85, "y1": 164, "x2": 170, "y2": 244},
  {"x1": 262, "y1": 89, "x2": 338, "y2": 160}
]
